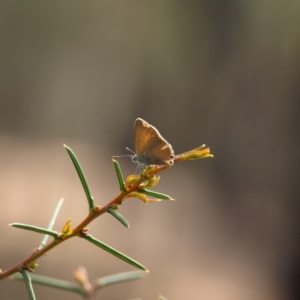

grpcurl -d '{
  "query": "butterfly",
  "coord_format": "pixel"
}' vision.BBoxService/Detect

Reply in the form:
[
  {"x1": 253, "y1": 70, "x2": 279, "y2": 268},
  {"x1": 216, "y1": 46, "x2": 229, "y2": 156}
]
[
  {"x1": 129, "y1": 118, "x2": 175, "y2": 168},
  {"x1": 114, "y1": 118, "x2": 175, "y2": 168}
]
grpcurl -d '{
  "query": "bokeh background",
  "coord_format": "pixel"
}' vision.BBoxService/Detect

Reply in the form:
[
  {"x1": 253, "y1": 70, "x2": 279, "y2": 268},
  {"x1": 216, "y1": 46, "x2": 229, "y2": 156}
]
[{"x1": 0, "y1": 2, "x2": 299, "y2": 300}]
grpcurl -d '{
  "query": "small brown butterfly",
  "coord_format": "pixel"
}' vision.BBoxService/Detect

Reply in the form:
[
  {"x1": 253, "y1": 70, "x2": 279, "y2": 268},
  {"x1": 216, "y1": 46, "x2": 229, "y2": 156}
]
[
  {"x1": 131, "y1": 118, "x2": 175, "y2": 168},
  {"x1": 114, "y1": 118, "x2": 175, "y2": 168}
]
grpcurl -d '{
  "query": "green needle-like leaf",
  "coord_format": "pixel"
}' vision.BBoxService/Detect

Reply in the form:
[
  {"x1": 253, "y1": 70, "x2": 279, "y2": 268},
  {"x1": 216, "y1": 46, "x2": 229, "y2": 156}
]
[
  {"x1": 21, "y1": 269, "x2": 36, "y2": 300},
  {"x1": 10, "y1": 223, "x2": 60, "y2": 240},
  {"x1": 138, "y1": 189, "x2": 174, "y2": 200},
  {"x1": 94, "y1": 270, "x2": 147, "y2": 289},
  {"x1": 12, "y1": 273, "x2": 86, "y2": 295},
  {"x1": 82, "y1": 234, "x2": 148, "y2": 271},
  {"x1": 64, "y1": 144, "x2": 94, "y2": 210},
  {"x1": 113, "y1": 159, "x2": 126, "y2": 191},
  {"x1": 107, "y1": 208, "x2": 130, "y2": 228},
  {"x1": 39, "y1": 198, "x2": 64, "y2": 249}
]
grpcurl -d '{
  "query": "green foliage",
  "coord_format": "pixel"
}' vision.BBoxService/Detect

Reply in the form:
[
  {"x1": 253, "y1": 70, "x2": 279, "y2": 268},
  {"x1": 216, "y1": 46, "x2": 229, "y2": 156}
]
[{"x1": 0, "y1": 144, "x2": 213, "y2": 299}]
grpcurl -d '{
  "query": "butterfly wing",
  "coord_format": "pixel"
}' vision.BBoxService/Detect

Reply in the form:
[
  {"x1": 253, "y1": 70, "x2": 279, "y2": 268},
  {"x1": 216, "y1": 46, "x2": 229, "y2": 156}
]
[{"x1": 134, "y1": 118, "x2": 174, "y2": 166}]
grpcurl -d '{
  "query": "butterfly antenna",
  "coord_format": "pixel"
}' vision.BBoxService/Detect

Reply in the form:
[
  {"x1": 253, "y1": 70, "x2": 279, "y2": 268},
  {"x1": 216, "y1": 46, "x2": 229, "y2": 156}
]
[
  {"x1": 125, "y1": 147, "x2": 136, "y2": 155},
  {"x1": 112, "y1": 147, "x2": 136, "y2": 158}
]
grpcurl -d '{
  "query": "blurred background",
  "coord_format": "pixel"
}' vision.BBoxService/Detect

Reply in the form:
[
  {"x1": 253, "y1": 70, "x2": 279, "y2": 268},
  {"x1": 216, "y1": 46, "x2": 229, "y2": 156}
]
[{"x1": 0, "y1": 2, "x2": 299, "y2": 300}]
